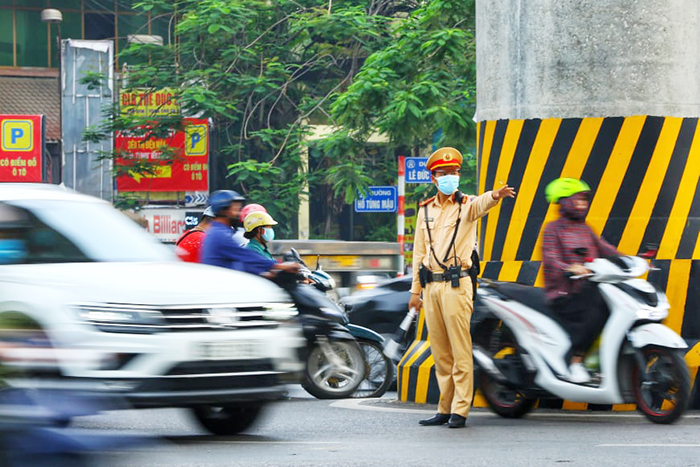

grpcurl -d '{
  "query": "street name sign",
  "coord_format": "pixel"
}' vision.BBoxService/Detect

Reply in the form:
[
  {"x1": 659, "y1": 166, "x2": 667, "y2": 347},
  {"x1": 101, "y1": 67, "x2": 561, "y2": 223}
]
[
  {"x1": 355, "y1": 186, "x2": 398, "y2": 213},
  {"x1": 405, "y1": 157, "x2": 431, "y2": 183}
]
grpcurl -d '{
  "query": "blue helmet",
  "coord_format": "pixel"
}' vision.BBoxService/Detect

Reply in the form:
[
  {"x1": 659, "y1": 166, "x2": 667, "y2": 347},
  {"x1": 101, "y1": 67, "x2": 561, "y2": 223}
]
[{"x1": 209, "y1": 190, "x2": 246, "y2": 216}]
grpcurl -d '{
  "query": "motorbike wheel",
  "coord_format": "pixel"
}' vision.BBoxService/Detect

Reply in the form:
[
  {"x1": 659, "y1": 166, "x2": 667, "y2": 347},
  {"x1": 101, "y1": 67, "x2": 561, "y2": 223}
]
[
  {"x1": 191, "y1": 403, "x2": 263, "y2": 435},
  {"x1": 352, "y1": 341, "x2": 394, "y2": 398},
  {"x1": 632, "y1": 347, "x2": 690, "y2": 424},
  {"x1": 477, "y1": 322, "x2": 536, "y2": 418},
  {"x1": 301, "y1": 339, "x2": 366, "y2": 399},
  {"x1": 480, "y1": 371, "x2": 536, "y2": 419}
]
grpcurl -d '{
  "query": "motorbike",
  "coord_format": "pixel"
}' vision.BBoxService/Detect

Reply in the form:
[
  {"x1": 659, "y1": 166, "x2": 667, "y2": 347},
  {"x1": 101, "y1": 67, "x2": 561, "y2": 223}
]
[
  {"x1": 278, "y1": 250, "x2": 393, "y2": 399},
  {"x1": 472, "y1": 253, "x2": 691, "y2": 424}
]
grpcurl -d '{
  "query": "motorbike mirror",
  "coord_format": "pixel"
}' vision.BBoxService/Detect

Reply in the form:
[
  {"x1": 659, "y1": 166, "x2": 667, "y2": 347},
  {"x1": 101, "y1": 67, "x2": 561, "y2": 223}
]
[
  {"x1": 289, "y1": 248, "x2": 308, "y2": 268},
  {"x1": 639, "y1": 243, "x2": 658, "y2": 260},
  {"x1": 315, "y1": 254, "x2": 321, "y2": 271}
]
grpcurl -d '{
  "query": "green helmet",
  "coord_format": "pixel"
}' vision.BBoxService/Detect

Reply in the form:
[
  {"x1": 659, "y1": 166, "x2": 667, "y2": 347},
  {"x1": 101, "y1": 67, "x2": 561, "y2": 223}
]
[{"x1": 545, "y1": 178, "x2": 591, "y2": 204}]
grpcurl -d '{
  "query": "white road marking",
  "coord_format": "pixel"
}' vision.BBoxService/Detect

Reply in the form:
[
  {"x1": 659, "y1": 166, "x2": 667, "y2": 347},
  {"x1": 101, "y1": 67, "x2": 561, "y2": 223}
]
[
  {"x1": 599, "y1": 444, "x2": 700, "y2": 448},
  {"x1": 330, "y1": 398, "x2": 700, "y2": 419},
  {"x1": 206, "y1": 441, "x2": 341, "y2": 445}
]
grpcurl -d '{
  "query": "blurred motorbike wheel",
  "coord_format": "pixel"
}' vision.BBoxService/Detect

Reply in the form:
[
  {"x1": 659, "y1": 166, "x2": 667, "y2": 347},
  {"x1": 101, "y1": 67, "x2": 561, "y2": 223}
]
[
  {"x1": 352, "y1": 341, "x2": 393, "y2": 398},
  {"x1": 301, "y1": 339, "x2": 365, "y2": 399}
]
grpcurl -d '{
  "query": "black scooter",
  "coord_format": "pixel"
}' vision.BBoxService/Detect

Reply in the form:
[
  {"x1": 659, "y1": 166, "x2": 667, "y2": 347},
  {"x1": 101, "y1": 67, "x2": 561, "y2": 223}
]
[{"x1": 278, "y1": 250, "x2": 392, "y2": 399}]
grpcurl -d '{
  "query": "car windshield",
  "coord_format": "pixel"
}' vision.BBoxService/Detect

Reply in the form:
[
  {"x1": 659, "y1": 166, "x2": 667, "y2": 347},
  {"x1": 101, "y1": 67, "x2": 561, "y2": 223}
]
[{"x1": 8, "y1": 199, "x2": 175, "y2": 263}]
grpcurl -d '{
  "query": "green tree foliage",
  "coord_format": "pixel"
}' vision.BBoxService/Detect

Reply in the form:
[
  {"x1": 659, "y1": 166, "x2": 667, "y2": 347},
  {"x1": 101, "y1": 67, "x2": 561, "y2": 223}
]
[
  {"x1": 325, "y1": 0, "x2": 477, "y2": 207},
  {"x1": 88, "y1": 0, "x2": 476, "y2": 239}
]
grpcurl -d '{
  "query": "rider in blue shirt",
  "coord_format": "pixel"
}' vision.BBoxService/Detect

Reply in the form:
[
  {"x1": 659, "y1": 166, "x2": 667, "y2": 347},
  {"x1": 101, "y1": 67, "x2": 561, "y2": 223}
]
[{"x1": 200, "y1": 190, "x2": 299, "y2": 277}]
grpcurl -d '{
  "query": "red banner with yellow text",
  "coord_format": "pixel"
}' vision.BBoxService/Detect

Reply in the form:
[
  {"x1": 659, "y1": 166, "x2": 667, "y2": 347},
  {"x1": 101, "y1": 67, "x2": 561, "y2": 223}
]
[{"x1": 115, "y1": 118, "x2": 209, "y2": 192}]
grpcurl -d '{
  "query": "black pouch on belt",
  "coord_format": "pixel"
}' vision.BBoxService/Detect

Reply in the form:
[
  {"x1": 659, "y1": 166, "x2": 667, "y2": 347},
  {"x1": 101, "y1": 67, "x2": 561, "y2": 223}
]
[
  {"x1": 419, "y1": 264, "x2": 431, "y2": 287},
  {"x1": 447, "y1": 265, "x2": 462, "y2": 288}
]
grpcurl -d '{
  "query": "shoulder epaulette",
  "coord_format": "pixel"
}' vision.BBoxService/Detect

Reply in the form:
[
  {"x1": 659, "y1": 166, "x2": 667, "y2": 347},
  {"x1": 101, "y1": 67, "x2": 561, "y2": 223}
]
[{"x1": 419, "y1": 196, "x2": 435, "y2": 207}]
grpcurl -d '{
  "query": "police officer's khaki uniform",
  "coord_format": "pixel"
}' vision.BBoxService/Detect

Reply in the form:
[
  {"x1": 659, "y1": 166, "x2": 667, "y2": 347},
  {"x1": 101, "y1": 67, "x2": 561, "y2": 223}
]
[{"x1": 411, "y1": 191, "x2": 498, "y2": 418}]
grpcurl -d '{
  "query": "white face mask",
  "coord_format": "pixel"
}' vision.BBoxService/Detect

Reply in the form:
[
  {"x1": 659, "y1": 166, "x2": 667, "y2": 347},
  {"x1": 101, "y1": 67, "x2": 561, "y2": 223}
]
[
  {"x1": 262, "y1": 227, "x2": 275, "y2": 243},
  {"x1": 436, "y1": 175, "x2": 460, "y2": 195}
]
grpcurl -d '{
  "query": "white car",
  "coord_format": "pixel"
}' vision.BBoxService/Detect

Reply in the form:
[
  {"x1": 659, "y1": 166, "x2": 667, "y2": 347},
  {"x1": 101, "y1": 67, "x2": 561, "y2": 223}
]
[{"x1": 0, "y1": 183, "x2": 304, "y2": 435}]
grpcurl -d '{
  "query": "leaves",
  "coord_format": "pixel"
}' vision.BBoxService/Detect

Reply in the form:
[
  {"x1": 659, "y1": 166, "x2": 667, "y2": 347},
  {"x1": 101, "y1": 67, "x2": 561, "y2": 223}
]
[{"x1": 88, "y1": 0, "x2": 477, "y2": 239}]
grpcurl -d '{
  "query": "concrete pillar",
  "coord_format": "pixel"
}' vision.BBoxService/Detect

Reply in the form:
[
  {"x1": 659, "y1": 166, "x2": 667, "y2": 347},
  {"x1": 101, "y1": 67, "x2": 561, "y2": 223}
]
[{"x1": 399, "y1": 0, "x2": 700, "y2": 408}]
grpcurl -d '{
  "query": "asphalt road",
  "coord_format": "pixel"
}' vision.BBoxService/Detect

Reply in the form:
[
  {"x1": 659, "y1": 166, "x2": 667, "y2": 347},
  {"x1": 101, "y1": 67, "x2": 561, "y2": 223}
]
[{"x1": 66, "y1": 386, "x2": 700, "y2": 467}]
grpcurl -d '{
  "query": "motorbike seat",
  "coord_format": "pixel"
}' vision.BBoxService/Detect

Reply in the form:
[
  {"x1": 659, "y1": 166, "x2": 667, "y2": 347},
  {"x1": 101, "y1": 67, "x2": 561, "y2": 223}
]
[{"x1": 489, "y1": 282, "x2": 559, "y2": 320}]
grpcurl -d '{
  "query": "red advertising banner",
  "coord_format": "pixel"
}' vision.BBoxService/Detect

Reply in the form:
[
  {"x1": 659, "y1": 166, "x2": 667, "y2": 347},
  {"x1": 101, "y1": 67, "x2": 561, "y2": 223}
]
[
  {"x1": 0, "y1": 115, "x2": 43, "y2": 182},
  {"x1": 116, "y1": 118, "x2": 209, "y2": 192}
]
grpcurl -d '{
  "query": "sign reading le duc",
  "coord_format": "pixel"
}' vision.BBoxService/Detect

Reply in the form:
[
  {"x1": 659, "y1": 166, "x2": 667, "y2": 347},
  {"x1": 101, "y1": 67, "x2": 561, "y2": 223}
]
[
  {"x1": 355, "y1": 186, "x2": 397, "y2": 213},
  {"x1": 405, "y1": 157, "x2": 431, "y2": 184}
]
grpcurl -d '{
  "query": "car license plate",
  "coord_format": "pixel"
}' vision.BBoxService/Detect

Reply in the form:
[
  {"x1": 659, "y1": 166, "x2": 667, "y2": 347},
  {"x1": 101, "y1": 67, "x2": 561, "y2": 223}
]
[{"x1": 195, "y1": 341, "x2": 261, "y2": 360}]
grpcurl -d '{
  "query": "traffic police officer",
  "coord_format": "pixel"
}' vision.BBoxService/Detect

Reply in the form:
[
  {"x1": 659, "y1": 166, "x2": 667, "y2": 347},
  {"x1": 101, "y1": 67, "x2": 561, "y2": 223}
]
[{"x1": 408, "y1": 147, "x2": 515, "y2": 428}]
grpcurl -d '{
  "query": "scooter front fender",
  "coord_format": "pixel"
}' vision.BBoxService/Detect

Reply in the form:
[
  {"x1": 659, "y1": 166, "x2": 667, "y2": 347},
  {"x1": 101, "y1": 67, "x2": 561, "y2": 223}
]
[
  {"x1": 346, "y1": 323, "x2": 384, "y2": 345},
  {"x1": 327, "y1": 325, "x2": 357, "y2": 343},
  {"x1": 628, "y1": 323, "x2": 688, "y2": 350}
]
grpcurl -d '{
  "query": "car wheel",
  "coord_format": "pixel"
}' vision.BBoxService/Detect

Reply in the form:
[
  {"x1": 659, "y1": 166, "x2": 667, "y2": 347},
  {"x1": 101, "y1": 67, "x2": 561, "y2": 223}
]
[{"x1": 191, "y1": 403, "x2": 264, "y2": 436}]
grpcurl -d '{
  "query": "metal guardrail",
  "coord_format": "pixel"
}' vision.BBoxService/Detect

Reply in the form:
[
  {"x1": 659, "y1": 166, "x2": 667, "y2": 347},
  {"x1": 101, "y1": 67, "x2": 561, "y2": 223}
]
[{"x1": 268, "y1": 240, "x2": 401, "y2": 273}]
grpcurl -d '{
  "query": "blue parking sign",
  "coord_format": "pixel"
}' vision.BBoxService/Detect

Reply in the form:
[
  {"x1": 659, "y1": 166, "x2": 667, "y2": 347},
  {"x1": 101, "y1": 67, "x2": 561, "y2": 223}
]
[
  {"x1": 355, "y1": 186, "x2": 397, "y2": 213},
  {"x1": 405, "y1": 157, "x2": 431, "y2": 183}
]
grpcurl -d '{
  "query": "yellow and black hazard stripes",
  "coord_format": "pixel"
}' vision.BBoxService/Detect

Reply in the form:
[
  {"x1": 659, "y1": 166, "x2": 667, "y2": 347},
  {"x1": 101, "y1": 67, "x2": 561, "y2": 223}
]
[
  {"x1": 477, "y1": 115, "x2": 699, "y2": 342},
  {"x1": 399, "y1": 115, "x2": 699, "y2": 408},
  {"x1": 397, "y1": 307, "x2": 440, "y2": 404},
  {"x1": 478, "y1": 115, "x2": 699, "y2": 264}
]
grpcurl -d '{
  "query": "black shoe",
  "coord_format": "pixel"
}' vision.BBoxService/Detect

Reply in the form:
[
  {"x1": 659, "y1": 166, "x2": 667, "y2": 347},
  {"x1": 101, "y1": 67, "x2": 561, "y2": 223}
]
[
  {"x1": 448, "y1": 414, "x2": 466, "y2": 428},
  {"x1": 419, "y1": 413, "x2": 450, "y2": 426}
]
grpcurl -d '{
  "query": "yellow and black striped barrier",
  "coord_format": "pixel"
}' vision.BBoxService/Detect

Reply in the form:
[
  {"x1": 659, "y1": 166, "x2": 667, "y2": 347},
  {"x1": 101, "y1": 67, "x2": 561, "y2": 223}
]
[{"x1": 398, "y1": 115, "x2": 700, "y2": 410}]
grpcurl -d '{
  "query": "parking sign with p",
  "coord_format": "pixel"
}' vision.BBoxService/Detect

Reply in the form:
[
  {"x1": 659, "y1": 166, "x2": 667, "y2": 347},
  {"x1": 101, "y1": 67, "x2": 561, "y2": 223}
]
[
  {"x1": 2, "y1": 120, "x2": 33, "y2": 152},
  {"x1": 185, "y1": 123, "x2": 208, "y2": 156},
  {"x1": 0, "y1": 115, "x2": 44, "y2": 182}
]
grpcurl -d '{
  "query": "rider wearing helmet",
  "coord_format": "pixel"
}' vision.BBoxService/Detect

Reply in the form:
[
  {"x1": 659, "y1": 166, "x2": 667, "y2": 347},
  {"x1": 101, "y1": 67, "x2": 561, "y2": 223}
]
[
  {"x1": 239, "y1": 203, "x2": 267, "y2": 225},
  {"x1": 175, "y1": 207, "x2": 215, "y2": 263},
  {"x1": 243, "y1": 211, "x2": 277, "y2": 261},
  {"x1": 201, "y1": 190, "x2": 299, "y2": 276},
  {"x1": 542, "y1": 178, "x2": 620, "y2": 383}
]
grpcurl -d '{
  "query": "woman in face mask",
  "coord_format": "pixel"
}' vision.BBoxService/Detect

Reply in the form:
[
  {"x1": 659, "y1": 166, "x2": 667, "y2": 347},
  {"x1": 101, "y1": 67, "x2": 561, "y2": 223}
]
[{"x1": 243, "y1": 211, "x2": 278, "y2": 261}]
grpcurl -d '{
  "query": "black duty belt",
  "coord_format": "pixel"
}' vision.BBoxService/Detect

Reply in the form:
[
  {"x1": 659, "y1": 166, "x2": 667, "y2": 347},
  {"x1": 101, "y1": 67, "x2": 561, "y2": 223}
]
[{"x1": 425, "y1": 269, "x2": 470, "y2": 284}]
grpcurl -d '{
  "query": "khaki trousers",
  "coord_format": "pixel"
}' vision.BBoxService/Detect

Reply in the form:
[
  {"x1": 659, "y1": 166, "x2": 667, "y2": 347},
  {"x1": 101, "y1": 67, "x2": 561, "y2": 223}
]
[{"x1": 423, "y1": 276, "x2": 474, "y2": 417}]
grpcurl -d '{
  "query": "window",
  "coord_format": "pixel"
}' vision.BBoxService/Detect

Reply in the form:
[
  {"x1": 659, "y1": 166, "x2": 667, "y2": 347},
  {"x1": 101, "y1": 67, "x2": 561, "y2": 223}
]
[
  {"x1": 0, "y1": 202, "x2": 90, "y2": 264},
  {"x1": 16, "y1": 10, "x2": 49, "y2": 67},
  {"x1": 0, "y1": 10, "x2": 13, "y2": 66},
  {"x1": 2, "y1": 1, "x2": 173, "y2": 69},
  {"x1": 116, "y1": 12, "x2": 146, "y2": 57},
  {"x1": 84, "y1": 12, "x2": 114, "y2": 41},
  {"x1": 1, "y1": 199, "x2": 174, "y2": 263}
]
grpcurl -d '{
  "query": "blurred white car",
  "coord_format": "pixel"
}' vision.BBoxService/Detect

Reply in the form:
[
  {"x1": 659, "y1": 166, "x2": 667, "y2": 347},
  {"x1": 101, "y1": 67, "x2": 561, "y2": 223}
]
[{"x1": 0, "y1": 184, "x2": 304, "y2": 435}]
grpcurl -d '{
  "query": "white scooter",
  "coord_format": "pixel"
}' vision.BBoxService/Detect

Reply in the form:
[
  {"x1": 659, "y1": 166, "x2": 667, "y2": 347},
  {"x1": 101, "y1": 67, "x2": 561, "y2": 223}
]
[{"x1": 472, "y1": 254, "x2": 691, "y2": 424}]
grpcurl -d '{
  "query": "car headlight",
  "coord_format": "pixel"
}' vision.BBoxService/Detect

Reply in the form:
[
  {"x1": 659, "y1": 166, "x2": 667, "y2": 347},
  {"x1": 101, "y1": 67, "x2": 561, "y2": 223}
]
[
  {"x1": 74, "y1": 305, "x2": 164, "y2": 328},
  {"x1": 262, "y1": 304, "x2": 298, "y2": 322}
]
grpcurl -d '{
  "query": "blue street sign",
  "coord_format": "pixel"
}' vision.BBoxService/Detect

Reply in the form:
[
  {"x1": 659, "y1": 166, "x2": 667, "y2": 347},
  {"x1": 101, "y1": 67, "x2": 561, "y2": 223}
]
[
  {"x1": 355, "y1": 186, "x2": 398, "y2": 213},
  {"x1": 405, "y1": 157, "x2": 431, "y2": 183}
]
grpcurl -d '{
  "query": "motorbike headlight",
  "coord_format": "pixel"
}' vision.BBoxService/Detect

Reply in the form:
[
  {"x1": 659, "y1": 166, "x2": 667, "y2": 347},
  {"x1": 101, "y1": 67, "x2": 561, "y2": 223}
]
[{"x1": 636, "y1": 304, "x2": 669, "y2": 321}]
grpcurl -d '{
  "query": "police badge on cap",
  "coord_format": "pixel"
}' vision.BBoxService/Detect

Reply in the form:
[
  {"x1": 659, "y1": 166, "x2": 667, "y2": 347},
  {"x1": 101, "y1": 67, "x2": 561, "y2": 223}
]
[{"x1": 426, "y1": 147, "x2": 463, "y2": 172}]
